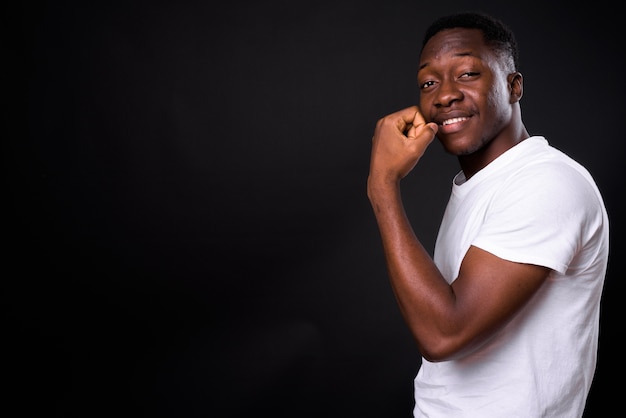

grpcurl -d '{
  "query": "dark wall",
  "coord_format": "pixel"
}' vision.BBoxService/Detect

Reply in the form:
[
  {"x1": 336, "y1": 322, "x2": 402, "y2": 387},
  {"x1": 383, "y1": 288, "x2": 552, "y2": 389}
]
[{"x1": 14, "y1": 1, "x2": 623, "y2": 416}]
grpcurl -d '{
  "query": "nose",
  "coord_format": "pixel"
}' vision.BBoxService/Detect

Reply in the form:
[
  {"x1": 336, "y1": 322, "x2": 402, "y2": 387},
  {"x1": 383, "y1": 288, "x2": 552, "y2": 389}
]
[{"x1": 434, "y1": 80, "x2": 463, "y2": 107}]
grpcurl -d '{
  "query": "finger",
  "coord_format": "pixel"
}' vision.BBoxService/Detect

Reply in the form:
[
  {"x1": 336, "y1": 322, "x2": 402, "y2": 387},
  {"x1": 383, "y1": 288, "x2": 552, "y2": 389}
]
[
  {"x1": 407, "y1": 121, "x2": 438, "y2": 139},
  {"x1": 392, "y1": 105, "x2": 420, "y2": 132},
  {"x1": 408, "y1": 108, "x2": 438, "y2": 139},
  {"x1": 411, "y1": 107, "x2": 427, "y2": 127}
]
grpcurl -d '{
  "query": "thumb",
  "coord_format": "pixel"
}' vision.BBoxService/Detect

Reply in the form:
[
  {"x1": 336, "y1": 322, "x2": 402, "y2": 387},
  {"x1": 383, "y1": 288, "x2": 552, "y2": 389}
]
[
  {"x1": 425, "y1": 122, "x2": 438, "y2": 136},
  {"x1": 412, "y1": 109, "x2": 438, "y2": 136},
  {"x1": 407, "y1": 108, "x2": 438, "y2": 139},
  {"x1": 407, "y1": 121, "x2": 438, "y2": 141}
]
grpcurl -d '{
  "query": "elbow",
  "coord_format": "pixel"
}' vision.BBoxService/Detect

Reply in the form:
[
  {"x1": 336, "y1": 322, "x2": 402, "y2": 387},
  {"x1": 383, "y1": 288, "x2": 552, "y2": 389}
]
[
  {"x1": 415, "y1": 334, "x2": 468, "y2": 362},
  {"x1": 418, "y1": 344, "x2": 455, "y2": 363}
]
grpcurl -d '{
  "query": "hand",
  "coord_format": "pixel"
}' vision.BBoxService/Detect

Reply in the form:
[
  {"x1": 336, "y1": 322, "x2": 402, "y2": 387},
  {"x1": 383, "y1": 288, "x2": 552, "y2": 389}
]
[{"x1": 368, "y1": 106, "x2": 438, "y2": 183}]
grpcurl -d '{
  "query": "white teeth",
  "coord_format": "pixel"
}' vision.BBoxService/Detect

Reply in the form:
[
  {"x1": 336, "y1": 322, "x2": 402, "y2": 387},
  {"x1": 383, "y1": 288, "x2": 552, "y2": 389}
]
[{"x1": 442, "y1": 117, "x2": 468, "y2": 126}]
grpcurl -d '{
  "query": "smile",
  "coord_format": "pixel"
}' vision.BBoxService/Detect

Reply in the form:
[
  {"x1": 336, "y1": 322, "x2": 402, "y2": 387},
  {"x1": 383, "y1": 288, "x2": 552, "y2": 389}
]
[{"x1": 442, "y1": 117, "x2": 470, "y2": 126}]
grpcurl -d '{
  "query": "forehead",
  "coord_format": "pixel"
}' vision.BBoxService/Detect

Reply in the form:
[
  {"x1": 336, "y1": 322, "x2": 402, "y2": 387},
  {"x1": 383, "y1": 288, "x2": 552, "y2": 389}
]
[{"x1": 419, "y1": 28, "x2": 489, "y2": 67}]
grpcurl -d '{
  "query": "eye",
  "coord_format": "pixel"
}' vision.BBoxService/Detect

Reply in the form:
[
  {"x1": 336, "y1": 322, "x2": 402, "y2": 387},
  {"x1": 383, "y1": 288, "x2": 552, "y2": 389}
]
[
  {"x1": 419, "y1": 80, "x2": 436, "y2": 90},
  {"x1": 459, "y1": 72, "x2": 479, "y2": 79}
]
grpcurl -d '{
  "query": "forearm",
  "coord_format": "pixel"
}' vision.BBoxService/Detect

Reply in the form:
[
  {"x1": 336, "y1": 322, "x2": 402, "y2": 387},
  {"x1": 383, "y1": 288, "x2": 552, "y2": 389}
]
[{"x1": 368, "y1": 177, "x2": 459, "y2": 357}]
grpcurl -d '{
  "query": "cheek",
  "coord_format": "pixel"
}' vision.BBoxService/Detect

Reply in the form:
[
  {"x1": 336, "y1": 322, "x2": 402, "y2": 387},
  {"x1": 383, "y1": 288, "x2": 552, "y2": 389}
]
[
  {"x1": 485, "y1": 91, "x2": 513, "y2": 131},
  {"x1": 419, "y1": 97, "x2": 435, "y2": 123},
  {"x1": 491, "y1": 78, "x2": 513, "y2": 105},
  {"x1": 486, "y1": 85, "x2": 512, "y2": 116},
  {"x1": 486, "y1": 83, "x2": 503, "y2": 104}
]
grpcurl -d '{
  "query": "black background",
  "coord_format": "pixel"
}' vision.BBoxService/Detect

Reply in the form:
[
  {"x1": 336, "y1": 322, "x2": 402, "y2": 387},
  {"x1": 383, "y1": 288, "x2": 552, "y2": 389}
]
[{"x1": 14, "y1": 0, "x2": 624, "y2": 416}]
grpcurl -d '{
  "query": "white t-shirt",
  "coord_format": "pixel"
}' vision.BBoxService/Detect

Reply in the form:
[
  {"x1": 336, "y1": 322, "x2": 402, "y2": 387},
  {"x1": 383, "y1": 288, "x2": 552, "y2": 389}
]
[{"x1": 413, "y1": 136, "x2": 609, "y2": 417}]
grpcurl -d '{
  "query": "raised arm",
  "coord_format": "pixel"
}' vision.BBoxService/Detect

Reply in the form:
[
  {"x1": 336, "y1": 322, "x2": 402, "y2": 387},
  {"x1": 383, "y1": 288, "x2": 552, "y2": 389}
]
[{"x1": 367, "y1": 106, "x2": 550, "y2": 361}]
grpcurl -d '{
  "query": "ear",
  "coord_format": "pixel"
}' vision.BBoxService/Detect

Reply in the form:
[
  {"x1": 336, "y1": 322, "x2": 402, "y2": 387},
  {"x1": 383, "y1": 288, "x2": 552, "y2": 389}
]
[{"x1": 508, "y1": 72, "x2": 523, "y2": 103}]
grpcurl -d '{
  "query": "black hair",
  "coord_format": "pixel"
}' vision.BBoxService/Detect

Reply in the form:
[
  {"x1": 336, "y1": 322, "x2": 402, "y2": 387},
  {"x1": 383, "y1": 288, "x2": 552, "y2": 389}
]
[{"x1": 421, "y1": 12, "x2": 519, "y2": 72}]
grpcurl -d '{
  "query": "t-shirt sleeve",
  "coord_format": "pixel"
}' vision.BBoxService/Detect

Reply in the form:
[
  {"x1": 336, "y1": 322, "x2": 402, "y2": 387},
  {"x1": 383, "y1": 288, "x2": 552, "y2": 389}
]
[{"x1": 471, "y1": 162, "x2": 603, "y2": 274}]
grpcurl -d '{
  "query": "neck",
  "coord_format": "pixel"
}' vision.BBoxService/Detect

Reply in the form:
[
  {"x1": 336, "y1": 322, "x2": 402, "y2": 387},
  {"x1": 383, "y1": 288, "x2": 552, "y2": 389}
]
[{"x1": 459, "y1": 123, "x2": 530, "y2": 180}]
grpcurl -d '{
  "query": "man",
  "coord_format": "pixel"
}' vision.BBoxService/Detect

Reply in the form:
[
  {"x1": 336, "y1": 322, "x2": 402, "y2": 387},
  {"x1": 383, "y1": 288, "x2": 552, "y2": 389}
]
[{"x1": 367, "y1": 11, "x2": 609, "y2": 417}]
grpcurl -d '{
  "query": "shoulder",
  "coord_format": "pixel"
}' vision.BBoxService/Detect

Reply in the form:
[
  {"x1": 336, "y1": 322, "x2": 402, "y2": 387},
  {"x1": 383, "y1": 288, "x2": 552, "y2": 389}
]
[{"x1": 501, "y1": 149, "x2": 602, "y2": 209}]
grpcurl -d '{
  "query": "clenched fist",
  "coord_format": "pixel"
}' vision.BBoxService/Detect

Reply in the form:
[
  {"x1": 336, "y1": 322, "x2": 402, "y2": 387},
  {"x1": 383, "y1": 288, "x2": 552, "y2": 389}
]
[{"x1": 368, "y1": 105, "x2": 438, "y2": 185}]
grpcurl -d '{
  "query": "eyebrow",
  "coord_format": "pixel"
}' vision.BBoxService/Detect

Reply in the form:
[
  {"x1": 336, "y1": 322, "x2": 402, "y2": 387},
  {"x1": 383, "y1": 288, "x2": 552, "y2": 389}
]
[{"x1": 418, "y1": 50, "x2": 475, "y2": 71}]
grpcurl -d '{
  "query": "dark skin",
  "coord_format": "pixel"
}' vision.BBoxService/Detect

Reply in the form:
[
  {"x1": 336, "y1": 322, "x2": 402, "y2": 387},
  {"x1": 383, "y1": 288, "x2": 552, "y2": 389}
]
[{"x1": 367, "y1": 28, "x2": 551, "y2": 362}]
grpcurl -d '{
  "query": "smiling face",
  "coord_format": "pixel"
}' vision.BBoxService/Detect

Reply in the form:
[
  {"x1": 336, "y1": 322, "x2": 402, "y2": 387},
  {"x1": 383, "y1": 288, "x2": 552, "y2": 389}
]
[{"x1": 418, "y1": 28, "x2": 524, "y2": 165}]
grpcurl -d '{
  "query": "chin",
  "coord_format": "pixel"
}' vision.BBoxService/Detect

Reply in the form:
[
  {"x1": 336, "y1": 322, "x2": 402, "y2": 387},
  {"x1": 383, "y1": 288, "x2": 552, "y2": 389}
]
[{"x1": 438, "y1": 137, "x2": 480, "y2": 156}]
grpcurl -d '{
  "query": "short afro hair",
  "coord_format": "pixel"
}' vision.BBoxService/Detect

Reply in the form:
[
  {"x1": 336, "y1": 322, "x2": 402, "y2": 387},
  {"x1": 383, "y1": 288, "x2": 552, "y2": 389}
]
[{"x1": 421, "y1": 11, "x2": 519, "y2": 72}]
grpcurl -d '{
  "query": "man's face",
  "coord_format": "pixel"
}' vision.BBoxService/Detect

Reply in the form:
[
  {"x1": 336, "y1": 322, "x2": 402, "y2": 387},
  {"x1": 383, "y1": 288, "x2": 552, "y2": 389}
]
[{"x1": 417, "y1": 28, "x2": 515, "y2": 157}]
